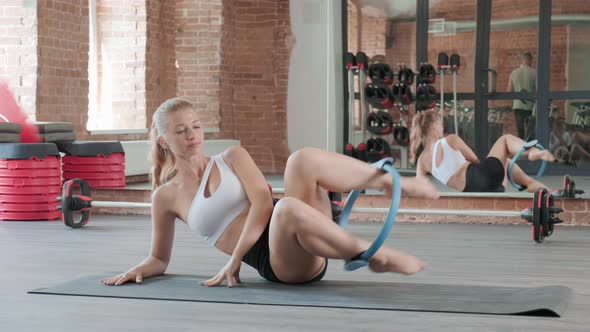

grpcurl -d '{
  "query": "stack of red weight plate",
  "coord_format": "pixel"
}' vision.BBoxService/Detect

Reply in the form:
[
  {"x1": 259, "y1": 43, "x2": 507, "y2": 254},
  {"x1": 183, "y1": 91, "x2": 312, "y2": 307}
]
[
  {"x1": 0, "y1": 143, "x2": 62, "y2": 221},
  {"x1": 57, "y1": 141, "x2": 125, "y2": 188}
]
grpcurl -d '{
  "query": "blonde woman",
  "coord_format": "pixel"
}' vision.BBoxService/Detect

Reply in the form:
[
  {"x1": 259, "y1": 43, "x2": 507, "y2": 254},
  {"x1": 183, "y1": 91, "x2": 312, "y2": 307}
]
[{"x1": 102, "y1": 98, "x2": 439, "y2": 288}]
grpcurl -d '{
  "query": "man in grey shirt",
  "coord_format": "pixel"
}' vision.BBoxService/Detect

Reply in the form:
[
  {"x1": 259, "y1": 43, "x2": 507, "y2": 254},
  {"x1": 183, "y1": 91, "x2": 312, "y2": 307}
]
[{"x1": 508, "y1": 52, "x2": 537, "y2": 139}]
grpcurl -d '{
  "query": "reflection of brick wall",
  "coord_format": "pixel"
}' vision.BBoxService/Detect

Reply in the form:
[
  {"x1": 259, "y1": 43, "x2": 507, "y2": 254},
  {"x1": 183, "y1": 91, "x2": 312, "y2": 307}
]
[
  {"x1": 0, "y1": 2, "x2": 37, "y2": 118},
  {"x1": 347, "y1": 0, "x2": 359, "y2": 52},
  {"x1": 360, "y1": 13, "x2": 387, "y2": 57},
  {"x1": 386, "y1": 21, "x2": 415, "y2": 69}
]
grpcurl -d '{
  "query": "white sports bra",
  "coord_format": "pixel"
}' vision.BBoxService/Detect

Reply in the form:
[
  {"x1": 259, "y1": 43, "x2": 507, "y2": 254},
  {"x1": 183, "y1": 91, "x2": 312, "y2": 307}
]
[
  {"x1": 186, "y1": 153, "x2": 250, "y2": 246},
  {"x1": 431, "y1": 138, "x2": 467, "y2": 185}
]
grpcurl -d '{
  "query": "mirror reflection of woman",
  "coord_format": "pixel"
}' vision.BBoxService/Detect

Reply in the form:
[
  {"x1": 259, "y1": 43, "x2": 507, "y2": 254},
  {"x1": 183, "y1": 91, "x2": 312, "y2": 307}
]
[{"x1": 410, "y1": 110, "x2": 555, "y2": 193}]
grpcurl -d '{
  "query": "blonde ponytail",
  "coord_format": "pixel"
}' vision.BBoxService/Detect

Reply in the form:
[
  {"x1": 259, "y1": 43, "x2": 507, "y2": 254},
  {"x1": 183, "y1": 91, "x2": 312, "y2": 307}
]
[
  {"x1": 149, "y1": 97, "x2": 196, "y2": 190},
  {"x1": 409, "y1": 110, "x2": 440, "y2": 166},
  {"x1": 409, "y1": 112, "x2": 425, "y2": 166}
]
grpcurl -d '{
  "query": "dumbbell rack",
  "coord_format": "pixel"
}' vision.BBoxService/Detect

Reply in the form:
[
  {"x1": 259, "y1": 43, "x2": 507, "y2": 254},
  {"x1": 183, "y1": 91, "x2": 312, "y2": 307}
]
[{"x1": 347, "y1": 66, "x2": 412, "y2": 169}]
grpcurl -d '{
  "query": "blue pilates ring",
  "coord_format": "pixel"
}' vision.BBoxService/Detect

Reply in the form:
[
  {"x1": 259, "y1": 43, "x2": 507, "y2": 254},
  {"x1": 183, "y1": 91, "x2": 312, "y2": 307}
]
[
  {"x1": 508, "y1": 140, "x2": 547, "y2": 191},
  {"x1": 337, "y1": 157, "x2": 401, "y2": 271}
]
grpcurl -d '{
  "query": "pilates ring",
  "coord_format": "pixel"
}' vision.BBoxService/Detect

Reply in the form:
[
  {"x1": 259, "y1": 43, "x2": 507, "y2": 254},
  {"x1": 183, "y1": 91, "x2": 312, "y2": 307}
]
[
  {"x1": 337, "y1": 157, "x2": 401, "y2": 271},
  {"x1": 508, "y1": 140, "x2": 547, "y2": 191}
]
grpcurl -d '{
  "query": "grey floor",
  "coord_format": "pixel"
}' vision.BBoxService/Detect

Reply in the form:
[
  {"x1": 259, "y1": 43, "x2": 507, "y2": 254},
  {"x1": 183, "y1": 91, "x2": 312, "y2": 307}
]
[{"x1": 1, "y1": 215, "x2": 590, "y2": 331}]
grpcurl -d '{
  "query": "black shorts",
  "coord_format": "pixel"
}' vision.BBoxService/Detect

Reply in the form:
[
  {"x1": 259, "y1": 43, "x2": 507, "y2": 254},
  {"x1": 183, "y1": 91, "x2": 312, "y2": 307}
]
[
  {"x1": 241, "y1": 198, "x2": 328, "y2": 284},
  {"x1": 463, "y1": 157, "x2": 506, "y2": 192}
]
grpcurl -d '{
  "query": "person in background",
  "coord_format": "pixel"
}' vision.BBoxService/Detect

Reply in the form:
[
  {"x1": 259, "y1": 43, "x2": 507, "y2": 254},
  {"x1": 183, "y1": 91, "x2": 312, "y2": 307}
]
[{"x1": 508, "y1": 52, "x2": 537, "y2": 140}]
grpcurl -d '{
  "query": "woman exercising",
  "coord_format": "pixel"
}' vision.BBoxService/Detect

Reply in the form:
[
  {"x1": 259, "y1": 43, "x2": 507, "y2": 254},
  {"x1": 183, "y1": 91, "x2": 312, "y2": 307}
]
[
  {"x1": 102, "y1": 98, "x2": 439, "y2": 288},
  {"x1": 409, "y1": 110, "x2": 555, "y2": 193}
]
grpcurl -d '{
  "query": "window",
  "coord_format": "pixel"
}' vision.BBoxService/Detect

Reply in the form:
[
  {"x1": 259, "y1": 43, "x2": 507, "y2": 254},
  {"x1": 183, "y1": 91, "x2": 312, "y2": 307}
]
[{"x1": 87, "y1": 0, "x2": 147, "y2": 131}]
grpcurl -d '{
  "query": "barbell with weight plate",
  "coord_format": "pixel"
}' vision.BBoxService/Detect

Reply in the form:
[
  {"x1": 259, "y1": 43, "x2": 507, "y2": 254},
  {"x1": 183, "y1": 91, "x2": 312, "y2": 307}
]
[{"x1": 57, "y1": 179, "x2": 568, "y2": 243}]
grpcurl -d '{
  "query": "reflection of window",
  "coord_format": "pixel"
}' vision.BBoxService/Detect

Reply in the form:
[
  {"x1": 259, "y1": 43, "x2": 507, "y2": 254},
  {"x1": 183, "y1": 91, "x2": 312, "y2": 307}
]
[{"x1": 87, "y1": 0, "x2": 147, "y2": 131}]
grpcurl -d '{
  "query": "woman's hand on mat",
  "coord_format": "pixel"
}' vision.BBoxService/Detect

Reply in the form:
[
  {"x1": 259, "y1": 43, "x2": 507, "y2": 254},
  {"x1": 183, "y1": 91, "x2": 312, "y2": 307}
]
[
  {"x1": 201, "y1": 257, "x2": 242, "y2": 288},
  {"x1": 101, "y1": 270, "x2": 143, "y2": 286}
]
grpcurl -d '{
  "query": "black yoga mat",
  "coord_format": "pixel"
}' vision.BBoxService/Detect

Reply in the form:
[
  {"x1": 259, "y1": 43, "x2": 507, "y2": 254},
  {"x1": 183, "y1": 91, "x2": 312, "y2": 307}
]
[{"x1": 29, "y1": 274, "x2": 571, "y2": 317}]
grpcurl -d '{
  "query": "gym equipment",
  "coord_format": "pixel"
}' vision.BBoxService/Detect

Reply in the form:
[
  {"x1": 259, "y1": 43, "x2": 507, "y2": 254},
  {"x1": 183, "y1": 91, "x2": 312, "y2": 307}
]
[
  {"x1": 366, "y1": 111, "x2": 393, "y2": 135},
  {"x1": 356, "y1": 52, "x2": 369, "y2": 147},
  {"x1": 368, "y1": 63, "x2": 394, "y2": 85},
  {"x1": 345, "y1": 53, "x2": 356, "y2": 159},
  {"x1": 0, "y1": 144, "x2": 62, "y2": 221},
  {"x1": 520, "y1": 188, "x2": 564, "y2": 243},
  {"x1": 30, "y1": 274, "x2": 571, "y2": 317},
  {"x1": 551, "y1": 175, "x2": 585, "y2": 198},
  {"x1": 344, "y1": 52, "x2": 370, "y2": 161},
  {"x1": 417, "y1": 63, "x2": 436, "y2": 84},
  {"x1": 508, "y1": 140, "x2": 547, "y2": 191},
  {"x1": 450, "y1": 54, "x2": 460, "y2": 134},
  {"x1": 59, "y1": 141, "x2": 126, "y2": 188},
  {"x1": 58, "y1": 179, "x2": 568, "y2": 244},
  {"x1": 365, "y1": 137, "x2": 391, "y2": 163},
  {"x1": 392, "y1": 83, "x2": 412, "y2": 105},
  {"x1": 393, "y1": 124, "x2": 410, "y2": 146},
  {"x1": 397, "y1": 65, "x2": 414, "y2": 85},
  {"x1": 365, "y1": 83, "x2": 394, "y2": 109},
  {"x1": 437, "y1": 53, "x2": 449, "y2": 119},
  {"x1": 415, "y1": 84, "x2": 437, "y2": 111},
  {"x1": 337, "y1": 157, "x2": 400, "y2": 271}
]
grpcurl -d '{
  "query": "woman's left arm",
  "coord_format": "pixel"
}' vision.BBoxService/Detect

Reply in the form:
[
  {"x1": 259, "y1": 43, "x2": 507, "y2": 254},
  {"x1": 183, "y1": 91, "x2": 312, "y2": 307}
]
[
  {"x1": 201, "y1": 146, "x2": 274, "y2": 288},
  {"x1": 225, "y1": 146, "x2": 274, "y2": 260}
]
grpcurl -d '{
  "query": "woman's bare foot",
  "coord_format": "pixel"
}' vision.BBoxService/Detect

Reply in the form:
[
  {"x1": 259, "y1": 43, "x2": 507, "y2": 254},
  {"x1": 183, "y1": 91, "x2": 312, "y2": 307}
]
[
  {"x1": 395, "y1": 176, "x2": 440, "y2": 199},
  {"x1": 528, "y1": 149, "x2": 556, "y2": 162},
  {"x1": 368, "y1": 246, "x2": 425, "y2": 275}
]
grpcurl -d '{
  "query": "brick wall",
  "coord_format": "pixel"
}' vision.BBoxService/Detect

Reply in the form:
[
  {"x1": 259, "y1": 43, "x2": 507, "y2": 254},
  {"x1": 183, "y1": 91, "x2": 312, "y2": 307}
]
[
  {"x1": 91, "y1": 0, "x2": 146, "y2": 130},
  {"x1": 145, "y1": 0, "x2": 176, "y2": 126},
  {"x1": 175, "y1": 0, "x2": 222, "y2": 130},
  {"x1": 0, "y1": 1, "x2": 37, "y2": 119},
  {"x1": 36, "y1": 0, "x2": 89, "y2": 130},
  {"x1": 216, "y1": 0, "x2": 291, "y2": 172}
]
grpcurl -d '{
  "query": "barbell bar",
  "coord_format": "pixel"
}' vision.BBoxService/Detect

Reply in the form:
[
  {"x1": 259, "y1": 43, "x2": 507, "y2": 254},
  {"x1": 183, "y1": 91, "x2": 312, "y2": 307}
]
[{"x1": 84, "y1": 201, "x2": 523, "y2": 217}]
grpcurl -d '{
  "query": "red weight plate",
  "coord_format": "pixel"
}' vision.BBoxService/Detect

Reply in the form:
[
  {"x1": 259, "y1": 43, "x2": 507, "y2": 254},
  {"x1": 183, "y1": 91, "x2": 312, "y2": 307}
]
[
  {"x1": 0, "y1": 156, "x2": 61, "y2": 169},
  {"x1": 62, "y1": 153, "x2": 125, "y2": 165},
  {"x1": 0, "y1": 185, "x2": 61, "y2": 195},
  {"x1": 0, "y1": 210, "x2": 62, "y2": 221},
  {"x1": 0, "y1": 201, "x2": 59, "y2": 212},
  {"x1": 0, "y1": 193, "x2": 59, "y2": 203},
  {"x1": 62, "y1": 171, "x2": 125, "y2": 180},
  {"x1": 0, "y1": 168, "x2": 61, "y2": 178},
  {"x1": 77, "y1": 178, "x2": 126, "y2": 188},
  {"x1": 62, "y1": 164, "x2": 125, "y2": 172},
  {"x1": 0, "y1": 177, "x2": 61, "y2": 187}
]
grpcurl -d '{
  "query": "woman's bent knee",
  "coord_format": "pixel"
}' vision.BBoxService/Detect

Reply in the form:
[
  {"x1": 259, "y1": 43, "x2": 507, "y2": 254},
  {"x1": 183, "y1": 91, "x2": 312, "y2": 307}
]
[
  {"x1": 271, "y1": 197, "x2": 302, "y2": 230},
  {"x1": 286, "y1": 147, "x2": 320, "y2": 170}
]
